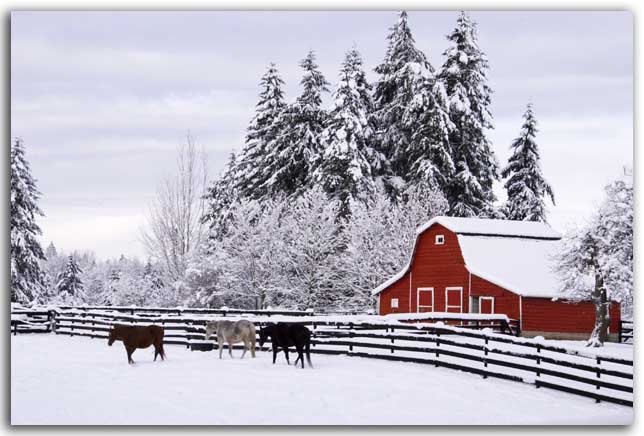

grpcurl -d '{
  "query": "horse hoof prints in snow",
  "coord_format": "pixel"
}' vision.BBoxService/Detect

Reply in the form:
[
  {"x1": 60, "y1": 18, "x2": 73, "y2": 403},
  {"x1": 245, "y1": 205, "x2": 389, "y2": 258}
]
[
  {"x1": 108, "y1": 324, "x2": 166, "y2": 364},
  {"x1": 259, "y1": 323, "x2": 312, "y2": 369},
  {"x1": 205, "y1": 320, "x2": 257, "y2": 359}
]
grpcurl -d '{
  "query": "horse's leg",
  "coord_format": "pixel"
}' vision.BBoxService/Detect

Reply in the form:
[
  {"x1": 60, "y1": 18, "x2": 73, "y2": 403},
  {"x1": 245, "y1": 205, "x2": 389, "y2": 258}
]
[
  {"x1": 125, "y1": 344, "x2": 135, "y2": 364},
  {"x1": 228, "y1": 341, "x2": 234, "y2": 358},
  {"x1": 154, "y1": 348, "x2": 159, "y2": 361},
  {"x1": 294, "y1": 344, "x2": 305, "y2": 368},
  {"x1": 283, "y1": 347, "x2": 290, "y2": 365},
  {"x1": 250, "y1": 334, "x2": 256, "y2": 358},
  {"x1": 218, "y1": 338, "x2": 224, "y2": 359},
  {"x1": 272, "y1": 344, "x2": 278, "y2": 364},
  {"x1": 240, "y1": 340, "x2": 248, "y2": 359}
]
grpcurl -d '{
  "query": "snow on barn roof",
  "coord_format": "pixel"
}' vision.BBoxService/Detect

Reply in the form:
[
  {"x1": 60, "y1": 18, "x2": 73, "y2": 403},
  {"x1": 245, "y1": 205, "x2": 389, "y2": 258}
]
[
  {"x1": 372, "y1": 216, "x2": 563, "y2": 297},
  {"x1": 416, "y1": 216, "x2": 562, "y2": 240},
  {"x1": 457, "y1": 235, "x2": 561, "y2": 298}
]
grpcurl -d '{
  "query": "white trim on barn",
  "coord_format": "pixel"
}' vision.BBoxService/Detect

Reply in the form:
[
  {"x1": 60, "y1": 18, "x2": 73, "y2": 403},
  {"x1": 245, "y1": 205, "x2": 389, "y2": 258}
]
[
  {"x1": 417, "y1": 287, "x2": 435, "y2": 313},
  {"x1": 479, "y1": 296, "x2": 495, "y2": 314},
  {"x1": 445, "y1": 287, "x2": 463, "y2": 313}
]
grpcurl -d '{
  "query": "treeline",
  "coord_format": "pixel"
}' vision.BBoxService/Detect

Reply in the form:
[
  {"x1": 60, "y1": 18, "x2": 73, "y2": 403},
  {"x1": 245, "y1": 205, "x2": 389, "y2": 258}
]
[{"x1": 11, "y1": 11, "x2": 557, "y2": 311}]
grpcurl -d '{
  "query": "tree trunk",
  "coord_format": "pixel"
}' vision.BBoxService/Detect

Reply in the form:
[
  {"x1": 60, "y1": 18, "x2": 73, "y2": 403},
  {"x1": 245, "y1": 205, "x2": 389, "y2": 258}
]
[{"x1": 587, "y1": 269, "x2": 610, "y2": 347}]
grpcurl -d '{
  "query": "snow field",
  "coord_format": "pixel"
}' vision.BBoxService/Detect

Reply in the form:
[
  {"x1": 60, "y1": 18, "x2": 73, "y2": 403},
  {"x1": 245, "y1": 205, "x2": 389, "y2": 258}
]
[{"x1": 11, "y1": 335, "x2": 632, "y2": 425}]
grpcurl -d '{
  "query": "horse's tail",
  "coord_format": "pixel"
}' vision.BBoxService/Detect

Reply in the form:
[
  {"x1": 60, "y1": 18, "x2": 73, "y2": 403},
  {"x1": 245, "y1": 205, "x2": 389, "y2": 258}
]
[
  {"x1": 305, "y1": 335, "x2": 312, "y2": 368},
  {"x1": 250, "y1": 324, "x2": 257, "y2": 357}
]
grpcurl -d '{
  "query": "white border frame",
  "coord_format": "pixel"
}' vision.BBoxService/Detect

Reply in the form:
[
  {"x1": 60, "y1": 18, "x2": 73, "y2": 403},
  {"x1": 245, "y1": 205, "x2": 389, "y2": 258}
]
[
  {"x1": 417, "y1": 287, "x2": 434, "y2": 313},
  {"x1": 435, "y1": 234, "x2": 445, "y2": 245},
  {"x1": 479, "y1": 296, "x2": 495, "y2": 314},
  {"x1": 445, "y1": 287, "x2": 463, "y2": 313}
]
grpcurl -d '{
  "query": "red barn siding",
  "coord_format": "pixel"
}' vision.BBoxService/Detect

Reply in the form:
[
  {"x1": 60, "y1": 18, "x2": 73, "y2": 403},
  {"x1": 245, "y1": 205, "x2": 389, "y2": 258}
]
[
  {"x1": 470, "y1": 275, "x2": 520, "y2": 320},
  {"x1": 378, "y1": 272, "x2": 410, "y2": 314},
  {"x1": 409, "y1": 224, "x2": 470, "y2": 313},
  {"x1": 521, "y1": 297, "x2": 621, "y2": 335},
  {"x1": 378, "y1": 224, "x2": 470, "y2": 315}
]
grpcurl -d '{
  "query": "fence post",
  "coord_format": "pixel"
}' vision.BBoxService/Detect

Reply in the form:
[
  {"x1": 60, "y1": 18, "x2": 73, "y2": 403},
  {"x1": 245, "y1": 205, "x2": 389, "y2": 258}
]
[{"x1": 618, "y1": 321, "x2": 622, "y2": 343}]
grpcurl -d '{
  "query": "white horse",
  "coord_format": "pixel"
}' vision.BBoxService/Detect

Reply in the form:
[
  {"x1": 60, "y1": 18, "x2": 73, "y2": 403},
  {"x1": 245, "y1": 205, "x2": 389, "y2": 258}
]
[{"x1": 205, "y1": 320, "x2": 257, "y2": 359}]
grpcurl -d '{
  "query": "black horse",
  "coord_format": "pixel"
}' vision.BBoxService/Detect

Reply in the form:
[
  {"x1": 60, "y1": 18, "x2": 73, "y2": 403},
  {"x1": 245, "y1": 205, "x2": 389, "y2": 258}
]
[{"x1": 258, "y1": 323, "x2": 312, "y2": 368}]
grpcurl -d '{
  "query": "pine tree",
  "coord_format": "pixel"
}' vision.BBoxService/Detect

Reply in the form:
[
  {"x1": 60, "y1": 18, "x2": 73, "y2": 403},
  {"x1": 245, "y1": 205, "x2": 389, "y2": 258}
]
[
  {"x1": 56, "y1": 255, "x2": 84, "y2": 303},
  {"x1": 501, "y1": 104, "x2": 555, "y2": 222},
  {"x1": 235, "y1": 63, "x2": 286, "y2": 200},
  {"x1": 202, "y1": 151, "x2": 240, "y2": 240},
  {"x1": 404, "y1": 73, "x2": 455, "y2": 194},
  {"x1": 260, "y1": 50, "x2": 330, "y2": 197},
  {"x1": 439, "y1": 11, "x2": 499, "y2": 217},
  {"x1": 314, "y1": 47, "x2": 382, "y2": 217},
  {"x1": 10, "y1": 138, "x2": 47, "y2": 304},
  {"x1": 372, "y1": 11, "x2": 429, "y2": 175}
]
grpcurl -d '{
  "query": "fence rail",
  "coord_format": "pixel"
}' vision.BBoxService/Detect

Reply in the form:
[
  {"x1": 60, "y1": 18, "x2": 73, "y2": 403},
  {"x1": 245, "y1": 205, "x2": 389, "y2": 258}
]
[
  {"x1": 11, "y1": 306, "x2": 633, "y2": 408},
  {"x1": 619, "y1": 320, "x2": 633, "y2": 343}
]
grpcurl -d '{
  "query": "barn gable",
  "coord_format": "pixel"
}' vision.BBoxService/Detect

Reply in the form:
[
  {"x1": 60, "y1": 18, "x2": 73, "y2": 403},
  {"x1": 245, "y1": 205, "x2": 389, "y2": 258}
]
[{"x1": 372, "y1": 216, "x2": 563, "y2": 298}]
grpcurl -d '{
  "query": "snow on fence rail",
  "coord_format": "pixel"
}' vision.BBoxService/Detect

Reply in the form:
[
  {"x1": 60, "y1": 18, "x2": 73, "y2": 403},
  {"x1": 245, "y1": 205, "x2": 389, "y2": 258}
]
[{"x1": 11, "y1": 307, "x2": 633, "y2": 407}]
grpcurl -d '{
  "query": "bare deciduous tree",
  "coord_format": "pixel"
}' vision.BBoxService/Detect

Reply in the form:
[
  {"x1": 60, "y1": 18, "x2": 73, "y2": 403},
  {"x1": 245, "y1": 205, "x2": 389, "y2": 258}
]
[{"x1": 141, "y1": 134, "x2": 208, "y2": 282}]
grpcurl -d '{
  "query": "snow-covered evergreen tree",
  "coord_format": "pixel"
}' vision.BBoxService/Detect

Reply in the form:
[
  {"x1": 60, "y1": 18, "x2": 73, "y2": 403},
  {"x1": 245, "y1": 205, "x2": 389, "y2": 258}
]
[
  {"x1": 314, "y1": 47, "x2": 382, "y2": 217},
  {"x1": 373, "y1": 11, "x2": 434, "y2": 178},
  {"x1": 372, "y1": 11, "x2": 453, "y2": 198},
  {"x1": 55, "y1": 255, "x2": 84, "y2": 303},
  {"x1": 202, "y1": 151, "x2": 240, "y2": 240},
  {"x1": 404, "y1": 74, "x2": 455, "y2": 193},
  {"x1": 10, "y1": 138, "x2": 47, "y2": 304},
  {"x1": 260, "y1": 50, "x2": 330, "y2": 197},
  {"x1": 501, "y1": 104, "x2": 555, "y2": 222},
  {"x1": 439, "y1": 11, "x2": 499, "y2": 217},
  {"x1": 235, "y1": 63, "x2": 286, "y2": 200},
  {"x1": 554, "y1": 176, "x2": 633, "y2": 346}
]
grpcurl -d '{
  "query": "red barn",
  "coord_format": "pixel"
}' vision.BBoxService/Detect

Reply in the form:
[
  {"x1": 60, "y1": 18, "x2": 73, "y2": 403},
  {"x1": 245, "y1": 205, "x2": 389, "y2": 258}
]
[{"x1": 372, "y1": 216, "x2": 621, "y2": 341}]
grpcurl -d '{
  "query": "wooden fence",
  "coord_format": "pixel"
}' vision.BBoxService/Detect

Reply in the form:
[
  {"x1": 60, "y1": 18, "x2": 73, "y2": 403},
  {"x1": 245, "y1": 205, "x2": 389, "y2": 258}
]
[
  {"x1": 11, "y1": 306, "x2": 633, "y2": 408},
  {"x1": 619, "y1": 320, "x2": 633, "y2": 343}
]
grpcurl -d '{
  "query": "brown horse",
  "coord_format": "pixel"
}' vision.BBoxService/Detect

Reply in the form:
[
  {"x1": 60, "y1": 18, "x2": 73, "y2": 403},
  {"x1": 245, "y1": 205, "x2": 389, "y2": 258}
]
[{"x1": 108, "y1": 324, "x2": 166, "y2": 364}]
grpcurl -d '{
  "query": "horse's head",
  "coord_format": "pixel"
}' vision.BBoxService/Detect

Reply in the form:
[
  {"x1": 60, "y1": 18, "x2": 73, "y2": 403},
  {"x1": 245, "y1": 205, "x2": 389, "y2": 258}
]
[
  {"x1": 107, "y1": 327, "x2": 116, "y2": 346},
  {"x1": 204, "y1": 322, "x2": 217, "y2": 341},
  {"x1": 258, "y1": 325, "x2": 270, "y2": 348}
]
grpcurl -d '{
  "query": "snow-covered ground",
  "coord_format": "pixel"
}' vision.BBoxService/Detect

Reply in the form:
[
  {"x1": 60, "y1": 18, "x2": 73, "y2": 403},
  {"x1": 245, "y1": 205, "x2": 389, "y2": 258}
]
[{"x1": 11, "y1": 335, "x2": 632, "y2": 425}]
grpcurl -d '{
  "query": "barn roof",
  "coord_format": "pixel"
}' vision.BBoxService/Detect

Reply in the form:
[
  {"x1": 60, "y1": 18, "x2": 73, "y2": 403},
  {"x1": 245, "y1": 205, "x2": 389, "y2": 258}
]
[
  {"x1": 371, "y1": 216, "x2": 563, "y2": 298},
  {"x1": 416, "y1": 216, "x2": 562, "y2": 240}
]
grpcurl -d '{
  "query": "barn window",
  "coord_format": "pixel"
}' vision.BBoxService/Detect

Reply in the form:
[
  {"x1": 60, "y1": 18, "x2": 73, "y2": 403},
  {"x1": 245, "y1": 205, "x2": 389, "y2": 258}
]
[
  {"x1": 391, "y1": 298, "x2": 399, "y2": 309},
  {"x1": 435, "y1": 234, "x2": 445, "y2": 245}
]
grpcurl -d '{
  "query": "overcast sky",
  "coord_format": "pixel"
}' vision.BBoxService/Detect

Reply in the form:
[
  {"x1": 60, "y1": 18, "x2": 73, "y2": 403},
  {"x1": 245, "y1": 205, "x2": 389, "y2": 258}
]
[{"x1": 11, "y1": 10, "x2": 633, "y2": 260}]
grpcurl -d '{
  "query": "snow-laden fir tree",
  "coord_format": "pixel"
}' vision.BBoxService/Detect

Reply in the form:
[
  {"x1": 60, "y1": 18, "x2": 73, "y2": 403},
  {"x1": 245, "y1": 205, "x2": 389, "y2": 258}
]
[
  {"x1": 439, "y1": 11, "x2": 500, "y2": 217},
  {"x1": 55, "y1": 255, "x2": 84, "y2": 304},
  {"x1": 260, "y1": 50, "x2": 330, "y2": 197},
  {"x1": 235, "y1": 63, "x2": 286, "y2": 199},
  {"x1": 501, "y1": 104, "x2": 555, "y2": 222},
  {"x1": 202, "y1": 151, "x2": 240, "y2": 240},
  {"x1": 10, "y1": 138, "x2": 47, "y2": 304},
  {"x1": 373, "y1": 11, "x2": 453, "y2": 197},
  {"x1": 314, "y1": 47, "x2": 383, "y2": 217},
  {"x1": 404, "y1": 72, "x2": 455, "y2": 194},
  {"x1": 554, "y1": 176, "x2": 633, "y2": 346}
]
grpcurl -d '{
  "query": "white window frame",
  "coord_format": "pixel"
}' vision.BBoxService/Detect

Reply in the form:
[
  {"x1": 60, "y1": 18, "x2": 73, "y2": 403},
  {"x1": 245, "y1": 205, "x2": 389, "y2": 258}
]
[
  {"x1": 445, "y1": 287, "x2": 463, "y2": 313},
  {"x1": 417, "y1": 287, "x2": 434, "y2": 313},
  {"x1": 479, "y1": 296, "x2": 495, "y2": 314},
  {"x1": 435, "y1": 234, "x2": 445, "y2": 245},
  {"x1": 391, "y1": 298, "x2": 399, "y2": 309}
]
